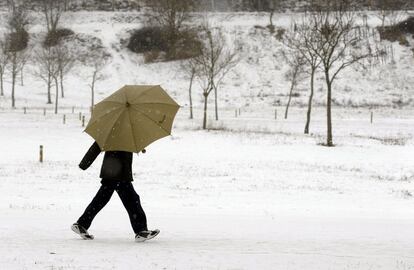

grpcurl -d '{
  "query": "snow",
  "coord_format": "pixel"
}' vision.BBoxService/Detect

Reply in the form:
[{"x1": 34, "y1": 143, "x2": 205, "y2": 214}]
[
  {"x1": 1, "y1": 11, "x2": 414, "y2": 110},
  {"x1": 0, "y1": 10, "x2": 414, "y2": 270},
  {"x1": 1, "y1": 107, "x2": 414, "y2": 269}
]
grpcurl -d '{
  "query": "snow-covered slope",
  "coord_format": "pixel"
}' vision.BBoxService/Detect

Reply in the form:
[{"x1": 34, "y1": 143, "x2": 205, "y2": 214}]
[{"x1": 0, "y1": 11, "x2": 414, "y2": 111}]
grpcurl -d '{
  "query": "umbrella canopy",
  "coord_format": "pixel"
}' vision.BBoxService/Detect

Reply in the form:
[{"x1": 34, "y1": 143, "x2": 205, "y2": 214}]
[{"x1": 85, "y1": 85, "x2": 180, "y2": 153}]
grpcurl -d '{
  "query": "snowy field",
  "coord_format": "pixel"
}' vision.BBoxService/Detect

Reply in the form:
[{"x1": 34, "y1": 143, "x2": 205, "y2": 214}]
[{"x1": 1, "y1": 106, "x2": 414, "y2": 270}]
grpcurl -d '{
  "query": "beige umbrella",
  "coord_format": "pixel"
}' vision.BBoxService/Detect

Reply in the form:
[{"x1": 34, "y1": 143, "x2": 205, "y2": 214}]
[{"x1": 85, "y1": 85, "x2": 180, "y2": 152}]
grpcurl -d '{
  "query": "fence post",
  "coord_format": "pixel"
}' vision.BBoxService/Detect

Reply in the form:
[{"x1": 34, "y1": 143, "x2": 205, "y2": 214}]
[
  {"x1": 39, "y1": 145, "x2": 43, "y2": 163},
  {"x1": 370, "y1": 111, "x2": 373, "y2": 124},
  {"x1": 72, "y1": 106, "x2": 74, "y2": 114},
  {"x1": 63, "y1": 114, "x2": 66, "y2": 124},
  {"x1": 238, "y1": 108, "x2": 241, "y2": 116},
  {"x1": 24, "y1": 107, "x2": 26, "y2": 114},
  {"x1": 275, "y1": 109, "x2": 277, "y2": 120},
  {"x1": 79, "y1": 112, "x2": 82, "y2": 121},
  {"x1": 82, "y1": 116, "x2": 85, "y2": 127},
  {"x1": 235, "y1": 109, "x2": 238, "y2": 118},
  {"x1": 43, "y1": 108, "x2": 46, "y2": 116}
]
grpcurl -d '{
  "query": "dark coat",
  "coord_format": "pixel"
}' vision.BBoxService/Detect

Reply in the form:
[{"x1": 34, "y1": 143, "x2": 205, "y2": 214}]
[{"x1": 79, "y1": 142, "x2": 134, "y2": 182}]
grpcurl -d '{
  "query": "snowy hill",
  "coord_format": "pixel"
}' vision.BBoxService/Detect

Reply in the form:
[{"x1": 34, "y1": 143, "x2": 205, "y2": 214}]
[{"x1": 0, "y1": 11, "x2": 413, "y2": 112}]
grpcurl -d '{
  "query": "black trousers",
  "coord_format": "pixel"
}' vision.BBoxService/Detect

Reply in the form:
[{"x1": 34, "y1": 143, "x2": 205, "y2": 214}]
[{"x1": 77, "y1": 181, "x2": 148, "y2": 233}]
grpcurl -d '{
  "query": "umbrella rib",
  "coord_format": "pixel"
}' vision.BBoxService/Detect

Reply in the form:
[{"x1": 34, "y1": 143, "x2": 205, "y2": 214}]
[
  {"x1": 127, "y1": 109, "x2": 139, "y2": 152},
  {"x1": 135, "y1": 102, "x2": 180, "y2": 107},
  {"x1": 101, "y1": 100, "x2": 125, "y2": 105},
  {"x1": 130, "y1": 106, "x2": 171, "y2": 135},
  {"x1": 86, "y1": 106, "x2": 123, "y2": 129},
  {"x1": 129, "y1": 85, "x2": 159, "y2": 103}
]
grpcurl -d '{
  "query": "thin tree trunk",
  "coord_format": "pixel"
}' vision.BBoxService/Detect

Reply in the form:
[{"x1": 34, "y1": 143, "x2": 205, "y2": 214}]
[
  {"x1": 304, "y1": 68, "x2": 315, "y2": 134},
  {"x1": 11, "y1": 71, "x2": 16, "y2": 108},
  {"x1": 203, "y1": 92, "x2": 208, "y2": 129},
  {"x1": 11, "y1": 53, "x2": 16, "y2": 108},
  {"x1": 269, "y1": 10, "x2": 274, "y2": 27},
  {"x1": 54, "y1": 77, "x2": 59, "y2": 114},
  {"x1": 214, "y1": 84, "x2": 218, "y2": 121},
  {"x1": 0, "y1": 72, "x2": 4, "y2": 96},
  {"x1": 284, "y1": 80, "x2": 295, "y2": 119},
  {"x1": 60, "y1": 71, "x2": 64, "y2": 98},
  {"x1": 47, "y1": 73, "x2": 52, "y2": 104},
  {"x1": 20, "y1": 68, "x2": 23, "y2": 86},
  {"x1": 91, "y1": 71, "x2": 96, "y2": 110},
  {"x1": 211, "y1": 0, "x2": 215, "y2": 10},
  {"x1": 325, "y1": 71, "x2": 333, "y2": 146},
  {"x1": 188, "y1": 71, "x2": 194, "y2": 119}
]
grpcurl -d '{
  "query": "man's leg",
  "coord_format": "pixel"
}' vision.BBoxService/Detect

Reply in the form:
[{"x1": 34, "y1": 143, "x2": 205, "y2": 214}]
[
  {"x1": 116, "y1": 182, "x2": 148, "y2": 233},
  {"x1": 77, "y1": 182, "x2": 115, "y2": 229}
]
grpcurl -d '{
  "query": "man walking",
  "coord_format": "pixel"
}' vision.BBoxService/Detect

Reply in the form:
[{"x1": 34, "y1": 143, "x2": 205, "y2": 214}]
[{"x1": 71, "y1": 141, "x2": 159, "y2": 242}]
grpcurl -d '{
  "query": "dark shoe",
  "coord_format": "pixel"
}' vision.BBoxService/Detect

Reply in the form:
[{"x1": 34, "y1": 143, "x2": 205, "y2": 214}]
[
  {"x1": 71, "y1": 223, "x2": 94, "y2": 240},
  {"x1": 135, "y1": 229, "x2": 160, "y2": 242}
]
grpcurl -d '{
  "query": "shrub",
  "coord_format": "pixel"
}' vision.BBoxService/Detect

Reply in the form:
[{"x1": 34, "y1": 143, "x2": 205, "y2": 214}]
[
  {"x1": 128, "y1": 26, "x2": 202, "y2": 62},
  {"x1": 397, "y1": 17, "x2": 414, "y2": 34},
  {"x1": 44, "y1": 28, "x2": 75, "y2": 47},
  {"x1": 8, "y1": 30, "x2": 29, "y2": 52},
  {"x1": 166, "y1": 29, "x2": 202, "y2": 61},
  {"x1": 275, "y1": 28, "x2": 285, "y2": 41},
  {"x1": 378, "y1": 17, "x2": 414, "y2": 45},
  {"x1": 378, "y1": 26, "x2": 407, "y2": 45},
  {"x1": 127, "y1": 26, "x2": 168, "y2": 54}
]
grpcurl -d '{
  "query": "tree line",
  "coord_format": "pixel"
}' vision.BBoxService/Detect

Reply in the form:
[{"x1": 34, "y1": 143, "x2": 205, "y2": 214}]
[
  {"x1": 1, "y1": 0, "x2": 106, "y2": 115},
  {"x1": 1, "y1": 0, "x2": 412, "y2": 12}
]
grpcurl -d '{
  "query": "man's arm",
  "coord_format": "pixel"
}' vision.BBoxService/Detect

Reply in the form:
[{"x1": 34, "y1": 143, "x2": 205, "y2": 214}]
[{"x1": 79, "y1": 141, "x2": 102, "y2": 170}]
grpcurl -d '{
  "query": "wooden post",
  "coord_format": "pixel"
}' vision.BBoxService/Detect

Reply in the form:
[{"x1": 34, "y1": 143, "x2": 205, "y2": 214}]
[
  {"x1": 39, "y1": 145, "x2": 43, "y2": 163},
  {"x1": 82, "y1": 116, "x2": 85, "y2": 127},
  {"x1": 43, "y1": 108, "x2": 46, "y2": 116},
  {"x1": 72, "y1": 106, "x2": 74, "y2": 114},
  {"x1": 370, "y1": 111, "x2": 373, "y2": 124},
  {"x1": 275, "y1": 109, "x2": 277, "y2": 120},
  {"x1": 238, "y1": 108, "x2": 241, "y2": 116},
  {"x1": 235, "y1": 109, "x2": 238, "y2": 118},
  {"x1": 79, "y1": 112, "x2": 82, "y2": 121},
  {"x1": 63, "y1": 114, "x2": 66, "y2": 124},
  {"x1": 24, "y1": 107, "x2": 26, "y2": 114}
]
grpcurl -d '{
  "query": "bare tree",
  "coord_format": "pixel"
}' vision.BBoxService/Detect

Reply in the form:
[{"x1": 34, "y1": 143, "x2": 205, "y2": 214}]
[
  {"x1": 6, "y1": 1, "x2": 29, "y2": 108},
  {"x1": 63, "y1": 0, "x2": 72, "y2": 11},
  {"x1": 146, "y1": 0, "x2": 196, "y2": 56},
  {"x1": 192, "y1": 23, "x2": 238, "y2": 129},
  {"x1": 374, "y1": 0, "x2": 407, "y2": 28},
  {"x1": 89, "y1": 59, "x2": 105, "y2": 111},
  {"x1": 8, "y1": 50, "x2": 28, "y2": 108},
  {"x1": 32, "y1": 47, "x2": 59, "y2": 105},
  {"x1": 284, "y1": 20, "x2": 322, "y2": 134},
  {"x1": 42, "y1": 0, "x2": 63, "y2": 34},
  {"x1": 19, "y1": 54, "x2": 28, "y2": 86},
  {"x1": 268, "y1": 0, "x2": 280, "y2": 30},
  {"x1": 181, "y1": 58, "x2": 199, "y2": 119},
  {"x1": 307, "y1": 2, "x2": 371, "y2": 146},
  {"x1": 282, "y1": 51, "x2": 306, "y2": 119},
  {"x1": 55, "y1": 43, "x2": 75, "y2": 98},
  {"x1": 0, "y1": 39, "x2": 10, "y2": 96}
]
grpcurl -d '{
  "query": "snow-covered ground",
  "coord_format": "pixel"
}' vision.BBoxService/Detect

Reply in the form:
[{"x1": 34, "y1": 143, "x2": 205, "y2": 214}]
[{"x1": 1, "y1": 106, "x2": 414, "y2": 269}]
